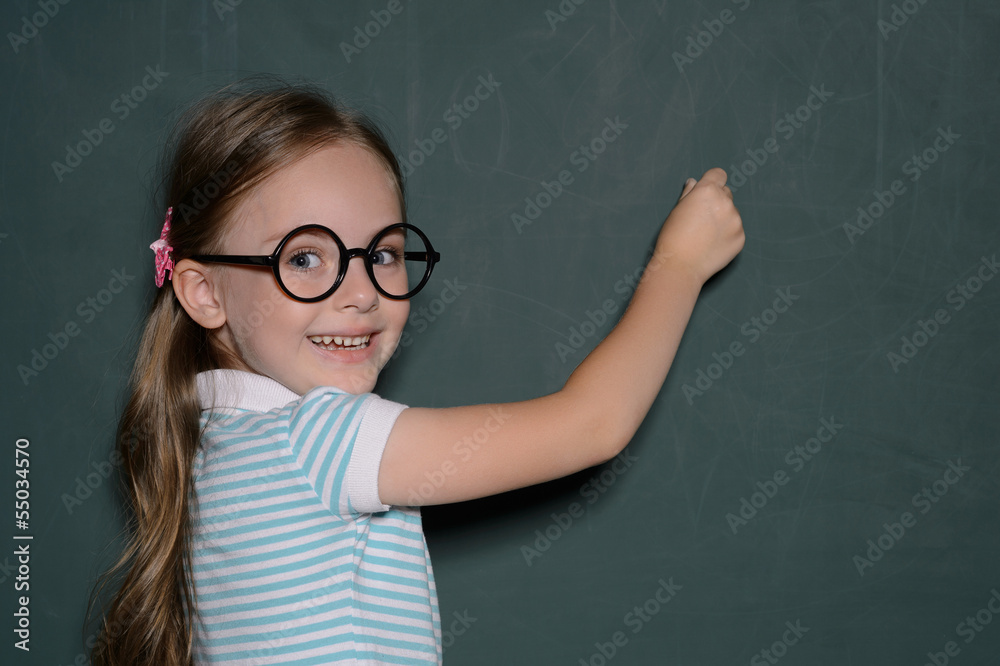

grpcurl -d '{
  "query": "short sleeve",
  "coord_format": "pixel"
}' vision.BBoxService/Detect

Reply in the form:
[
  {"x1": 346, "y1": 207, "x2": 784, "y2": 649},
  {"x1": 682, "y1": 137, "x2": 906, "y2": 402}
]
[
  {"x1": 287, "y1": 388, "x2": 407, "y2": 516},
  {"x1": 346, "y1": 395, "x2": 407, "y2": 512}
]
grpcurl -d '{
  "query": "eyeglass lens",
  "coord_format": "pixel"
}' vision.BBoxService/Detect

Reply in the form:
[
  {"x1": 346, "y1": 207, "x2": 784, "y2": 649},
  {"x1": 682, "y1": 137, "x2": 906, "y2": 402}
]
[{"x1": 277, "y1": 226, "x2": 429, "y2": 299}]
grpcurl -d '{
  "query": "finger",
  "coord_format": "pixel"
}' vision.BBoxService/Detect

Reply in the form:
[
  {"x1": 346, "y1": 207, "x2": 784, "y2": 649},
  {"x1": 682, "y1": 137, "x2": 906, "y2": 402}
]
[
  {"x1": 678, "y1": 177, "x2": 697, "y2": 200},
  {"x1": 699, "y1": 167, "x2": 729, "y2": 188}
]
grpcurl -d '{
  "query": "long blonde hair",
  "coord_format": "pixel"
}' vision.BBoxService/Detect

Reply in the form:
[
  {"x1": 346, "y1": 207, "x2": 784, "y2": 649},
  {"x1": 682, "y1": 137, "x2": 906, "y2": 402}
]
[{"x1": 88, "y1": 75, "x2": 406, "y2": 665}]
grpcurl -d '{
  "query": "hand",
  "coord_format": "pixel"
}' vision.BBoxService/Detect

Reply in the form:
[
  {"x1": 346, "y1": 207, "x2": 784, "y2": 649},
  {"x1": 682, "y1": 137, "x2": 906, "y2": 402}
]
[{"x1": 652, "y1": 168, "x2": 745, "y2": 286}]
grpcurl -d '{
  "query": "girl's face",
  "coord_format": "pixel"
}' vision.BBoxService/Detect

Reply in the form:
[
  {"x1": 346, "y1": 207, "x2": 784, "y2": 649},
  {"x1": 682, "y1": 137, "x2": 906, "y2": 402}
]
[{"x1": 213, "y1": 142, "x2": 409, "y2": 395}]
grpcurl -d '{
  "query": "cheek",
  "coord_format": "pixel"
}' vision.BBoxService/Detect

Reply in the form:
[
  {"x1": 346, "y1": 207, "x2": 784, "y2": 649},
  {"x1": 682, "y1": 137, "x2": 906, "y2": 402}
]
[
  {"x1": 230, "y1": 300, "x2": 304, "y2": 375},
  {"x1": 377, "y1": 301, "x2": 409, "y2": 360},
  {"x1": 389, "y1": 301, "x2": 410, "y2": 334},
  {"x1": 399, "y1": 300, "x2": 411, "y2": 322},
  {"x1": 224, "y1": 276, "x2": 298, "y2": 349}
]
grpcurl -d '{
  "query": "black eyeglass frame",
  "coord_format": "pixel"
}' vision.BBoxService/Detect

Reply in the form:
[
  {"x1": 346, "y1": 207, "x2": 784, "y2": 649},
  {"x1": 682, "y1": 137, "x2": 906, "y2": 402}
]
[{"x1": 190, "y1": 222, "x2": 441, "y2": 302}]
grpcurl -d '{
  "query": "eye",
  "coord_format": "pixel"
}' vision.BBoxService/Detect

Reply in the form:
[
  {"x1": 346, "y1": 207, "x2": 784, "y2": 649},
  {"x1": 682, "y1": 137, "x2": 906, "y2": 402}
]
[
  {"x1": 287, "y1": 249, "x2": 323, "y2": 270},
  {"x1": 371, "y1": 247, "x2": 402, "y2": 266}
]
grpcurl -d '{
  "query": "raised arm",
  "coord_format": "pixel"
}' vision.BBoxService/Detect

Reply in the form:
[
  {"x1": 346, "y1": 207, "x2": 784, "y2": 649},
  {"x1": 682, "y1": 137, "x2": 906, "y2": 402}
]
[{"x1": 378, "y1": 168, "x2": 744, "y2": 506}]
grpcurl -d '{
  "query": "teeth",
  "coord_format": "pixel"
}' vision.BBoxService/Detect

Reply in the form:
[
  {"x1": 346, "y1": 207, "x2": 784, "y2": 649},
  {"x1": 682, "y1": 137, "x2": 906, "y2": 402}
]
[{"x1": 309, "y1": 333, "x2": 371, "y2": 349}]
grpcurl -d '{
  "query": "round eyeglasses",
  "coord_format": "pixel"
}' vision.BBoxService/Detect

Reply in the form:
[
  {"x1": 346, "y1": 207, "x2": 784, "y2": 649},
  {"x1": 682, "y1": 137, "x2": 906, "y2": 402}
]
[{"x1": 190, "y1": 223, "x2": 441, "y2": 302}]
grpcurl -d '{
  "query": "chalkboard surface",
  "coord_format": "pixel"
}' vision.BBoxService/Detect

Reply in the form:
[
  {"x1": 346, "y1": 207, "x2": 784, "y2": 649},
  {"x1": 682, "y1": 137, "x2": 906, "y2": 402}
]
[{"x1": 2, "y1": 1, "x2": 999, "y2": 664}]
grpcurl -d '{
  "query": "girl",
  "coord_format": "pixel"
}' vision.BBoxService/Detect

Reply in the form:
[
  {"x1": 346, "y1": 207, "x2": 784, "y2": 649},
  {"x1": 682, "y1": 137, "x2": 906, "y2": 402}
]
[{"x1": 91, "y1": 76, "x2": 743, "y2": 665}]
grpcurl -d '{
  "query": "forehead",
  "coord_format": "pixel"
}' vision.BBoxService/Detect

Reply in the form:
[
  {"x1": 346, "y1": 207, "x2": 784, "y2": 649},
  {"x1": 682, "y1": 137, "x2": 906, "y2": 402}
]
[{"x1": 225, "y1": 142, "x2": 402, "y2": 251}]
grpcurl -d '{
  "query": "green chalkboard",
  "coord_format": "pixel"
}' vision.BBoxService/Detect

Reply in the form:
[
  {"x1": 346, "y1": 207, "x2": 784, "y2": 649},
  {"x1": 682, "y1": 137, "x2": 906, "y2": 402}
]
[{"x1": 2, "y1": 0, "x2": 999, "y2": 664}]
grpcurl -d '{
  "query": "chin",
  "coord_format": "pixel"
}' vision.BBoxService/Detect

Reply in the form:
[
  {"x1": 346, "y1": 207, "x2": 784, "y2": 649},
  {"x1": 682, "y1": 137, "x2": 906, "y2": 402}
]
[{"x1": 325, "y1": 369, "x2": 379, "y2": 395}]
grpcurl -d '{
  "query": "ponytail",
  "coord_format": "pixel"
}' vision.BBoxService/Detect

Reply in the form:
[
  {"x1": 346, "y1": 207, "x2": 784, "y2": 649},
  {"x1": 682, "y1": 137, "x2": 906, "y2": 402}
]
[{"x1": 89, "y1": 290, "x2": 227, "y2": 664}]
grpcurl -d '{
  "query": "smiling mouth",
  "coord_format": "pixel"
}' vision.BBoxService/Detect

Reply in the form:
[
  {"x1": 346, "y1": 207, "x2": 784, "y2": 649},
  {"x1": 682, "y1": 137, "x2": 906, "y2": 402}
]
[{"x1": 308, "y1": 334, "x2": 372, "y2": 351}]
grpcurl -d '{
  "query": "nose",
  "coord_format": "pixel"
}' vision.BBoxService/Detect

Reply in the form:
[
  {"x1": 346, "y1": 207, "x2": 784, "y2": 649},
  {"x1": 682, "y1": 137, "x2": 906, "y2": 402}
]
[{"x1": 332, "y1": 253, "x2": 379, "y2": 311}]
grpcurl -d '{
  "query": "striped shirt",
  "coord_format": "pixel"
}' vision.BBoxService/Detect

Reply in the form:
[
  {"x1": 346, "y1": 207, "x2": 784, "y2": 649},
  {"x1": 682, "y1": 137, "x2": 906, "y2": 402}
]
[{"x1": 186, "y1": 369, "x2": 441, "y2": 664}]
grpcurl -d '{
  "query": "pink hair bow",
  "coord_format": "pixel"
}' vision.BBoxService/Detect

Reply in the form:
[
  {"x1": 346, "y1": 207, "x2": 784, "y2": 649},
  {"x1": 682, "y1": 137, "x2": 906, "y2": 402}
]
[{"x1": 150, "y1": 207, "x2": 174, "y2": 287}]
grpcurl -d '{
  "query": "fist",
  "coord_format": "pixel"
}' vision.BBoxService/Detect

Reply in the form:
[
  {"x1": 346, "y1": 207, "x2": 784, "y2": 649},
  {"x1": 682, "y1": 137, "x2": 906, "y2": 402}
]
[{"x1": 654, "y1": 167, "x2": 745, "y2": 285}]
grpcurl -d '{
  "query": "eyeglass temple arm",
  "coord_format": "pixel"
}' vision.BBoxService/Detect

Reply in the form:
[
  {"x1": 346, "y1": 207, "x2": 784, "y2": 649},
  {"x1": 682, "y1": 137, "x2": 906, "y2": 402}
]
[
  {"x1": 189, "y1": 255, "x2": 273, "y2": 267},
  {"x1": 405, "y1": 251, "x2": 441, "y2": 262}
]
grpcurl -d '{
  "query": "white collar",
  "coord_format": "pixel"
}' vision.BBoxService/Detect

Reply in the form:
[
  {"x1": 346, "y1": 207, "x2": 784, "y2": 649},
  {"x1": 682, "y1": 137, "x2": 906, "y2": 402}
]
[{"x1": 195, "y1": 369, "x2": 302, "y2": 413}]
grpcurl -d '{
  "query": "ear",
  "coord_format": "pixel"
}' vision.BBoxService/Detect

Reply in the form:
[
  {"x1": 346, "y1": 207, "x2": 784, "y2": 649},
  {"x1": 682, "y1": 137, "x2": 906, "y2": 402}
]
[{"x1": 171, "y1": 258, "x2": 227, "y2": 329}]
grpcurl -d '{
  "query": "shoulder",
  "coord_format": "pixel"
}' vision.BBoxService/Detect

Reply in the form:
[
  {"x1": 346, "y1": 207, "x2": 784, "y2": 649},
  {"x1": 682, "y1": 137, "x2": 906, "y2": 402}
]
[{"x1": 292, "y1": 387, "x2": 408, "y2": 430}]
